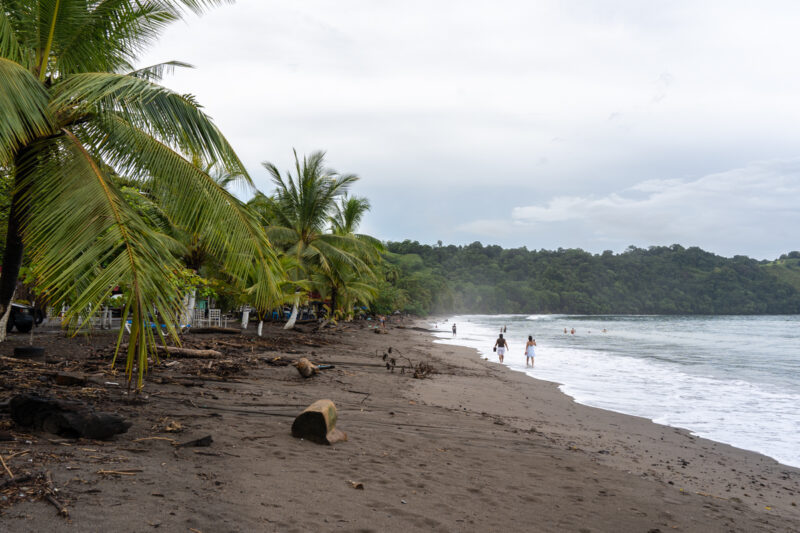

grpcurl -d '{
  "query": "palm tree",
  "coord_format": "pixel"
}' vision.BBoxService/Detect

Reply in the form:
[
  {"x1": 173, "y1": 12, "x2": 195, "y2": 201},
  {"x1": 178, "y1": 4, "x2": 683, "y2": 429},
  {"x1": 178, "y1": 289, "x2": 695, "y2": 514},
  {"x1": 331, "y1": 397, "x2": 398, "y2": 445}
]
[
  {"x1": 0, "y1": 1, "x2": 280, "y2": 388},
  {"x1": 259, "y1": 150, "x2": 373, "y2": 328},
  {"x1": 324, "y1": 195, "x2": 384, "y2": 319}
]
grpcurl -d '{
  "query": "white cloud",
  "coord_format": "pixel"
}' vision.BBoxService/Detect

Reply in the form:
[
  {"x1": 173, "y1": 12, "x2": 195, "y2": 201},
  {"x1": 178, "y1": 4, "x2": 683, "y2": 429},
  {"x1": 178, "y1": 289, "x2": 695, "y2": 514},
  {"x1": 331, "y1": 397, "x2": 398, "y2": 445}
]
[
  {"x1": 141, "y1": 1, "x2": 800, "y2": 256},
  {"x1": 507, "y1": 160, "x2": 800, "y2": 258}
]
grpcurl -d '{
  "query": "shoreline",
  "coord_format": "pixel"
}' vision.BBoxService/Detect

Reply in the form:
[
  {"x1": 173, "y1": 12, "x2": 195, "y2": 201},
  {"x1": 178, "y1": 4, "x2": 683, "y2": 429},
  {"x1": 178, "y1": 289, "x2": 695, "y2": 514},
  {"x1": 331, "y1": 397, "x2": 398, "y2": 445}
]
[
  {"x1": 1, "y1": 321, "x2": 798, "y2": 531},
  {"x1": 427, "y1": 313, "x2": 800, "y2": 471},
  {"x1": 433, "y1": 329, "x2": 800, "y2": 471}
]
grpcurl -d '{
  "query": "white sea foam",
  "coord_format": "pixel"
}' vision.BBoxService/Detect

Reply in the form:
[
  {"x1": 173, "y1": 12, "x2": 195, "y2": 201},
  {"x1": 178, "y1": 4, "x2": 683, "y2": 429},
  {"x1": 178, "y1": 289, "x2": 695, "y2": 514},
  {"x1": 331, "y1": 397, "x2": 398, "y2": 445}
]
[{"x1": 431, "y1": 314, "x2": 800, "y2": 468}]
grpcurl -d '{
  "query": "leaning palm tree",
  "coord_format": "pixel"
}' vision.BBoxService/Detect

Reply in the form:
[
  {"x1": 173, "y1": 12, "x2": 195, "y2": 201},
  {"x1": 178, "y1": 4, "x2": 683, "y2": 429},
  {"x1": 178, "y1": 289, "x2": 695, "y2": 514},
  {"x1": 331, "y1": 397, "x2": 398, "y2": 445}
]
[
  {"x1": 0, "y1": 1, "x2": 280, "y2": 388},
  {"x1": 260, "y1": 150, "x2": 373, "y2": 328}
]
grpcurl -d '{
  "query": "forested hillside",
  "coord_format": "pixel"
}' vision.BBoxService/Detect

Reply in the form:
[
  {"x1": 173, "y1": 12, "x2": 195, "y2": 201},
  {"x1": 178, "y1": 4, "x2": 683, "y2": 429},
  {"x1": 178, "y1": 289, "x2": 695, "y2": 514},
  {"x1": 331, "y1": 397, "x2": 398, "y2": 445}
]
[{"x1": 376, "y1": 242, "x2": 800, "y2": 316}]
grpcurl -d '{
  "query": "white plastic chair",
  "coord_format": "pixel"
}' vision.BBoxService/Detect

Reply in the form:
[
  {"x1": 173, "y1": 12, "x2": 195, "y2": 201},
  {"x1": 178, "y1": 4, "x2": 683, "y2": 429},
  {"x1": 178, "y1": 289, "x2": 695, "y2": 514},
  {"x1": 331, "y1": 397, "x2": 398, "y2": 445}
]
[
  {"x1": 193, "y1": 308, "x2": 206, "y2": 327},
  {"x1": 208, "y1": 308, "x2": 221, "y2": 327}
]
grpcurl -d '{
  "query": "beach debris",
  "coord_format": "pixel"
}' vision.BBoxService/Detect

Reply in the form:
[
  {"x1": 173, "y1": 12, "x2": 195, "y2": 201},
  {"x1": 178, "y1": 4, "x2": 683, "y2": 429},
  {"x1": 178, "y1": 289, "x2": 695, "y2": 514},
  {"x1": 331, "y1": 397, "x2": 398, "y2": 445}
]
[
  {"x1": 134, "y1": 436, "x2": 178, "y2": 445},
  {"x1": 164, "y1": 420, "x2": 183, "y2": 433},
  {"x1": 52, "y1": 372, "x2": 87, "y2": 387},
  {"x1": 346, "y1": 390, "x2": 371, "y2": 404},
  {"x1": 0, "y1": 453, "x2": 13, "y2": 478},
  {"x1": 0, "y1": 473, "x2": 33, "y2": 490},
  {"x1": 44, "y1": 470, "x2": 68, "y2": 517},
  {"x1": 291, "y1": 399, "x2": 347, "y2": 445},
  {"x1": 156, "y1": 346, "x2": 222, "y2": 358},
  {"x1": 293, "y1": 357, "x2": 319, "y2": 378},
  {"x1": 177, "y1": 435, "x2": 213, "y2": 448},
  {"x1": 412, "y1": 361, "x2": 436, "y2": 379},
  {"x1": 347, "y1": 480, "x2": 364, "y2": 490},
  {"x1": 13, "y1": 346, "x2": 46, "y2": 361},
  {"x1": 381, "y1": 348, "x2": 435, "y2": 379},
  {"x1": 97, "y1": 469, "x2": 143, "y2": 476},
  {"x1": 9, "y1": 394, "x2": 131, "y2": 440}
]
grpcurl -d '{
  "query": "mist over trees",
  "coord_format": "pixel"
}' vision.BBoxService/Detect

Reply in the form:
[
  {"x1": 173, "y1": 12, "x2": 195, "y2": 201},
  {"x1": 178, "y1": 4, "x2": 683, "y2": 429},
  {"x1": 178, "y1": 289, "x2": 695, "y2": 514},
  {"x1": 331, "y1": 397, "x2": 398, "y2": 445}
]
[{"x1": 375, "y1": 241, "x2": 800, "y2": 316}]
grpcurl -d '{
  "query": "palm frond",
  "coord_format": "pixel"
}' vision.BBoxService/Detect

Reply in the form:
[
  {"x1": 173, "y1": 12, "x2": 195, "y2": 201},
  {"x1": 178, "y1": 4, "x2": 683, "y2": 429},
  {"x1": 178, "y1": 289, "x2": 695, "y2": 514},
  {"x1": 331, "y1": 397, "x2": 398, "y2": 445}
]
[
  {"x1": 331, "y1": 195, "x2": 371, "y2": 234},
  {"x1": 79, "y1": 115, "x2": 275, "y2": 293},
  {"x1": 50, "y1": 72, "x2": 248, "y2": 176},
  {"x1": 0, "y1": 6, "x2": 25, "y2": 64},
  {"x1": 128, "y1": 60, "x2": 193, "y2": 82},
  {"x1": 0, "y1": 57, "x2": 54, "y2": 166},
  {"x1": 19, "y1": 128, "x2": 183, "y2": 389},
  {"x1": 353, "y1": 233, "x2": 386, "y2": 254},
  {"x1": 52, "y1": 1, "x2": 230, "y2": 77},
  {"x1": 311, "y1": 237, "x2": 372, "y2": 275}
]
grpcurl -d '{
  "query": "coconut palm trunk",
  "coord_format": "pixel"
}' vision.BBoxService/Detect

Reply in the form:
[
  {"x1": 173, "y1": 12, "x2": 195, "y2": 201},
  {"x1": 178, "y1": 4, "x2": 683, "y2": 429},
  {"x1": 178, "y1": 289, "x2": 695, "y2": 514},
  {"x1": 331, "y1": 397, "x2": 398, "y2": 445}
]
[
  {"x1": 0, "y1": 152, "x2": 30, "y2": 325},
  {"x1": 182, "y1": 290, "x2": 196, "y2": 327},
  {"x1": 330, "y1": 287, "x2": 338, "y2": 320},
  {"x1": 284, "y1": 294, "x2": 300, "y2": 329}
]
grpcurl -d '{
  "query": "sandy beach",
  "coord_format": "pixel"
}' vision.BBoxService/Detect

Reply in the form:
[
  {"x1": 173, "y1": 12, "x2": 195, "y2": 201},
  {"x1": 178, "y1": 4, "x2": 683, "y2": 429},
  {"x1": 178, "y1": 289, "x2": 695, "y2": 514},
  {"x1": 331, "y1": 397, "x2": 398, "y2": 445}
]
[{"x1": 1, "y1": 320, "x2": 799, "y2": 532}]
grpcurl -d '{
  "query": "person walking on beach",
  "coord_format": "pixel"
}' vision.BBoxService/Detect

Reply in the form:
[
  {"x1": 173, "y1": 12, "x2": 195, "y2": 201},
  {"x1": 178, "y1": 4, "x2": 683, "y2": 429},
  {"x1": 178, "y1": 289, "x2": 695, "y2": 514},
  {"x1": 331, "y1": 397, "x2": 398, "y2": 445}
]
[
  {"x1": 452, "y1": 323, "x2": 457, "y2": 336},
  {"x1": 525, "y1": 336, "x2": 537, "y2": 367},
  {"x1": 494, "y1": 333, "x2": 509, "y2": 363}
]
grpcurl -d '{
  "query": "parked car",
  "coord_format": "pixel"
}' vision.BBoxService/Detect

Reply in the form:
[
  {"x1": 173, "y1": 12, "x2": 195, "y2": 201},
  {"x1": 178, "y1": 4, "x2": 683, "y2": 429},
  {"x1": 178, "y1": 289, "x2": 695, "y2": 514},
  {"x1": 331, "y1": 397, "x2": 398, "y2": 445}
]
[{"x1": 6, "y1": 303, "x2": 44, "y2": 333}]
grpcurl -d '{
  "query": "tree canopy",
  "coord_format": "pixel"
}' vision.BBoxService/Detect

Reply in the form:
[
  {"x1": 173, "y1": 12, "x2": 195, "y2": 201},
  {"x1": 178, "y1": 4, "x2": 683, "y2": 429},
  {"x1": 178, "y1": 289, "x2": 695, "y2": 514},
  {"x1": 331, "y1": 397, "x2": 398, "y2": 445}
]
[{"x1": 374, "y1": 241, "x2": 800, "y2": 316}]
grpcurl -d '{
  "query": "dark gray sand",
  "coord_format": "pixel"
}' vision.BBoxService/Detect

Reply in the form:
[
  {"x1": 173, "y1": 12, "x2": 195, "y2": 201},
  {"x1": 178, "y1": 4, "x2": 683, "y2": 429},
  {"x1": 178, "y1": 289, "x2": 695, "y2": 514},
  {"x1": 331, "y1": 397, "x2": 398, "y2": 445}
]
[{"x1": 2, "y1": 321, "x2": 798, "y2": 532}]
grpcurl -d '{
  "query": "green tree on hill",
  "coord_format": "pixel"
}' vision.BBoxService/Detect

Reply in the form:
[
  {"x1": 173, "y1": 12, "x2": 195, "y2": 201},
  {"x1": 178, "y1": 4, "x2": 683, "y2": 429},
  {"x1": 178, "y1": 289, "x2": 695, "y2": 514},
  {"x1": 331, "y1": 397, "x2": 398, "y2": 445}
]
[{"x1": 383, "y1": 241, "x2": 800, "y2": 315}]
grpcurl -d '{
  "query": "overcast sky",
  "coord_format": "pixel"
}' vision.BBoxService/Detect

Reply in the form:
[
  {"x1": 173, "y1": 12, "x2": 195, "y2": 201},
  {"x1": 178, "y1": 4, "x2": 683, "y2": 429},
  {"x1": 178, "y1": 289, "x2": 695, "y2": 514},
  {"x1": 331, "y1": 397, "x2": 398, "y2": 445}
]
[{"x1": 141, "y1": 0, "x2": 800, "y2": 259}]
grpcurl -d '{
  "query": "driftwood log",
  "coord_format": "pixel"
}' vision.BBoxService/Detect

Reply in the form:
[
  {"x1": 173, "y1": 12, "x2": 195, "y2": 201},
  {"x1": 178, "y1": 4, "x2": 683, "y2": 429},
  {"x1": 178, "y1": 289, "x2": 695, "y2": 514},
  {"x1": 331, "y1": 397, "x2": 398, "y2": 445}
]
[
  {"x1": 155, "y1": 346, "x2": 222, "y2": 358},
  {"x1": 119, "y1": 345, "x2": 223, "y2": 358},
  {"x1": 9, "y1": 395, "x2": 131, "y2": 440},
  {"x1": 293, "y1": 357, "x2": 318, "y2": 378},
  {"x1": 291, "y1": 399, "x2": 347, "y2": 445}
]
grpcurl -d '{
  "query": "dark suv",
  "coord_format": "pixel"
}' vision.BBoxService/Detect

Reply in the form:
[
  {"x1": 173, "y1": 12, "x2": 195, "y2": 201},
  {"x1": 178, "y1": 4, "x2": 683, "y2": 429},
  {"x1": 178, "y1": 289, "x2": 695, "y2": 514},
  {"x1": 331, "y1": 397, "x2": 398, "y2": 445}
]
[{"x1": 6, "y1": 303, "x2": 44, "y2": 333}]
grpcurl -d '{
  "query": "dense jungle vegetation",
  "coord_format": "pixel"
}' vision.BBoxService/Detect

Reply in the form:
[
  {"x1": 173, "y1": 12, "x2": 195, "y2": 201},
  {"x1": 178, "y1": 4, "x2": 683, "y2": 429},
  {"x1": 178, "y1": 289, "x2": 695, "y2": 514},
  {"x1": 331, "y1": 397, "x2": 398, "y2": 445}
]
[{"x1": 373, "y1": 242, "x2": 800, "y2": 316}]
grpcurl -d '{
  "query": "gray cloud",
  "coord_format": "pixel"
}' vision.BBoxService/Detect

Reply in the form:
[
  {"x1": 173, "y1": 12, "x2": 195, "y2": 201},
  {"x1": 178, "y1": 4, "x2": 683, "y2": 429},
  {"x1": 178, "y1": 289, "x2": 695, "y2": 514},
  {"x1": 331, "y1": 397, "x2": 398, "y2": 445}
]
[
  {"x1": 505, "y1": 159, "x2": 800, "y2": 258},
  {"x1": 141, "y1": 0, "x2": 800, "y2": 259}
]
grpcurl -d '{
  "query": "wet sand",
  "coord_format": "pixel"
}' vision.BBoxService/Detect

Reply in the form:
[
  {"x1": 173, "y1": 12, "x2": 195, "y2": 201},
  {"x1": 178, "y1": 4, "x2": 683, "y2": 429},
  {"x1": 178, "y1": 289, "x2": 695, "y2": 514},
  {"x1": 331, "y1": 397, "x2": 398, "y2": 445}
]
[{"x1": 1, "y1": 321, "x2": 799, "y2": 532}]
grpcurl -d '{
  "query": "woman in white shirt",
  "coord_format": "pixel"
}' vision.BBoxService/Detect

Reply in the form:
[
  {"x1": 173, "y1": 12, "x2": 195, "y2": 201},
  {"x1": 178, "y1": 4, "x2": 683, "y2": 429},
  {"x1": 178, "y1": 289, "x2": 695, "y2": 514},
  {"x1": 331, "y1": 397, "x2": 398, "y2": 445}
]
[{"x1": 525, "y1": 336, "x2": 536, "y2": 367}]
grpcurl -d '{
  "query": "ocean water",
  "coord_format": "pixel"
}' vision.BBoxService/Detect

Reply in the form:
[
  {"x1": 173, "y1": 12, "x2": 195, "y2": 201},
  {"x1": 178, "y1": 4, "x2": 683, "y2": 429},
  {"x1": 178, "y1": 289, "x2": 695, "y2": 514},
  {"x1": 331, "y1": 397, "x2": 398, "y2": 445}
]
[{"x1": 430, "y1": 314, "x2": 800, "y2": 468}]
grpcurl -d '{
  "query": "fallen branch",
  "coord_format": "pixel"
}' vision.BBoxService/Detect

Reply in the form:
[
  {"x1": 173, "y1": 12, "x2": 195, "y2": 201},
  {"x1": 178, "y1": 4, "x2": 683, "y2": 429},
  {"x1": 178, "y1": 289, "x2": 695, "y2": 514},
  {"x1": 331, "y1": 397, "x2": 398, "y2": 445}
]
[
  {"x1": 0, "y1": 354, "x2": 45, "y2": 367},
  {"x1": 212, "y1": 340, "x2": 246, "y2": 349},
  {"x1": 96, "y1": 469, "x2": 142, "y2": 476},
  {"x1": 0, "y1": 453, "x2": 13, "y2": 479},
  {"x1": 44, "y1": 471, "x2": 68, "y2": 517},
  {"x1": 133, "y1": 436, "x2": 178, "y2": 444},
  {"x1": 121, "y1": 344, "x2": 222, "y2": 358}
]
